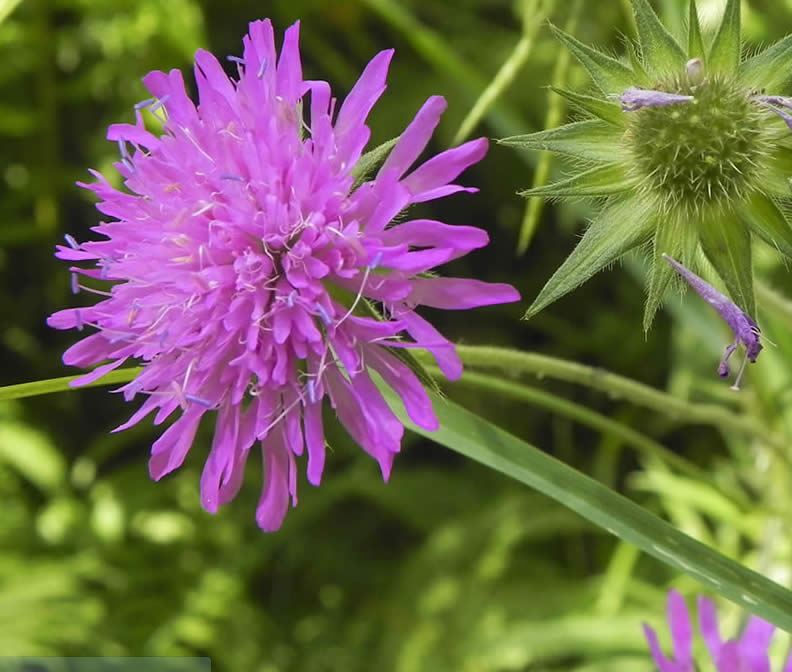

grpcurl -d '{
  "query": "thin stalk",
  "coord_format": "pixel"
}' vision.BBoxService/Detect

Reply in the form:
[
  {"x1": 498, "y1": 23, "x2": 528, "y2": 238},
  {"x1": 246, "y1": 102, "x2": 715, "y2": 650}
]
[
  {"x1": 428, "y1": 345, "x2": 788, "y2": 451},
  {"x1": 516, "y1": 0, "x2": 582, "y2": 255},
  {"x1": 361, "y1": 0, "x2": 526, "y2": 138},
  {"x1": 0, "y1": 368, "x2": 140, "y2": 402},
  {"x1": 452, "y1": 0, "x2": 550, "y2": 145}
]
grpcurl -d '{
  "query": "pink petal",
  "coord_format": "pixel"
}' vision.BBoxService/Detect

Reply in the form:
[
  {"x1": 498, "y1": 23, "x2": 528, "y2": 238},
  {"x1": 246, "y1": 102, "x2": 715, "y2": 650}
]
[
  {"x1": 194, "y1": 48, "x2": 236, "y2": 105},
  {"x1": 408, "y1": 277, "x2": 521, "y2": 310},
  {"x1": 62, "y1": 333, "x2": 110, "y2": 367},
  {"x1": 106, "y1": 123, "x2": 160, "y2": 150},
  {"x1": 70, "y1": 358, "x2": 128, "y2": 387},
  {"x1": 697, "y1": 596, "x2": 723, "y2": 662},
  {"x1": 379, "y1": 96, "x2": 447, "y2": 179},
  {"x1": 256, "y1": 432, "x2": 291, "y2": 532},
  {"x1": 403, "y1": 138, "x2": 487, "y2": 199},
  {"x1": 303, "y1": 401, "x2": 326, "y2": 486},
  {"x1": 642, "y1": 624, "x2": 679, "y2": 672},
  {"x1": 200, "y1": 404, "x2": 241, "y2": 513},
  {"x1": 667, "y1": 590, "x2": 693, "y2": 668},
  {"x1": 737, "y1": 616, "x2": 774, "y2": 672},
  {"x1": 276, "y1": 22, "x2": 302, "y2": 103},
  {"x1": 336, "y1": 49, "x2": 393, "y2": 137},
  {"x1": 382, "y1": 219, "x2": 489, "y2": 251},
  {"x1": 401, "y1": 311, "x2": 462, "y2": 380},
  {"x1": 148, "y1": 408, "x2": 204, "y2": 480},
  {"x1": 367, "y1": 346, "x2": 438, "y2": 431},
  {"x1": 142, "y1": 69, "x2": 197, "y2": 127}
]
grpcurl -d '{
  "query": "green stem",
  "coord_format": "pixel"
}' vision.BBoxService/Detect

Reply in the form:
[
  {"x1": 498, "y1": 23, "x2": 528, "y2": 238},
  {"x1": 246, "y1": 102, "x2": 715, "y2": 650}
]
[
  {"x1": 361, "y1": 0, "x2": 526, "y2": 138},
  {"x1": 427, "y1": 345, "x2": 787, "y2": 451},
  {"x1": 452, "y1": 0, "x2": 549, "y2": 145},
  {"x1": 516, "y1": 0, "x2": 581, "y2": 255},
  {"x1": 0, "y1": 368, "x2": 140, "y2": 402}
]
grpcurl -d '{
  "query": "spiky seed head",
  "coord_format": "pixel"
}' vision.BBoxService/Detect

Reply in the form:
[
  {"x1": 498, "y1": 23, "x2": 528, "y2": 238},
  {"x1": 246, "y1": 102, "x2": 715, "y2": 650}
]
[{"x1": 628, "y1": 74, "x2": 771, "y2": 215}]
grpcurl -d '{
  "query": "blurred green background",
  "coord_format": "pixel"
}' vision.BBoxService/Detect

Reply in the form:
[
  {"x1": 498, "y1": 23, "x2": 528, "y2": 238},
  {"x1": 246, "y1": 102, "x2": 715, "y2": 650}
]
[{"x1": 2, "y1": 0, "x2": 792, "y2": 669}]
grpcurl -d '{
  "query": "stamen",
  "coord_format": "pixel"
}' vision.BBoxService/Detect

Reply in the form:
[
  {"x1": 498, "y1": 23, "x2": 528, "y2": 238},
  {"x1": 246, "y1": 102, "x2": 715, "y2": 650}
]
[
  {"x1": 336, "y1": 266, "x2": 371, "y2": 328},
  {"x1": 226, "y1": 55, "x2": 246, "y2": 66},
  {"x1": 718, "y1": 342, "x2": 738, "y2": 378},
  {"x1": 369, "y1": 251, "x2": 383, "y2": 269},
  {"x1": 75, "y1": 309, "x2": 84, "y2": 331},
  {"x1": 64, "y1": 234, "x2": 79, "y2": 249},
  {"x1": 185, "y1": 394, "x2": 214, "y2": 408},
  {"x1": 257, "y1": 59, "x2": 268, "y2": 79},
  {"x1": 70, "y1": 272, "x2": 80, "y2": 295},
  {"x1": 219, "y1": 174, "x2": 246, "y2": 182},
  {"x1": 730, "y1": 355, "x2": 749, "y2": 391},
  {"x1": 315, "y1": 303, "x2": 333, "y2": 326},
  {"x1": 134, "y1": 98, "x2": 156, "y2": 111},
  {"x1": 306, "y1": 379, "x2": 316, "y2": 404}
]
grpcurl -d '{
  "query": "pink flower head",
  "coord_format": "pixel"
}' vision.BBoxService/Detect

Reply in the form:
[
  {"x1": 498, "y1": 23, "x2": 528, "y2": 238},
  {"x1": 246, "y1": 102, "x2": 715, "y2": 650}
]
[
  {"x1": 48, "y1": 20, "x2": 520, "y2": 531},
  {"x1": 644, "y1": 591, "x2": 792, "y2": 672}
]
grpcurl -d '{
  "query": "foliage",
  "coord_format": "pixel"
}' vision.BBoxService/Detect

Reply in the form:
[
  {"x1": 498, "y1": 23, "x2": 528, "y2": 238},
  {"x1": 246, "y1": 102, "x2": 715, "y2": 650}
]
[{"x1": 2, "y1": 1, "x2": 792, "y2": 670}]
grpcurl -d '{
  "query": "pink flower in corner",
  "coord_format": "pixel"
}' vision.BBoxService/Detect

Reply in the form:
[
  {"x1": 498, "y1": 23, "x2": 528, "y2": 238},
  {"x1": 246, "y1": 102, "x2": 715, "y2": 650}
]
[
  {"x1": 48, "y1": 20, "x2": 520, "y2": 531},
  {"x1": 644, "y1": 590, "x2": 792, "y2": 672}
]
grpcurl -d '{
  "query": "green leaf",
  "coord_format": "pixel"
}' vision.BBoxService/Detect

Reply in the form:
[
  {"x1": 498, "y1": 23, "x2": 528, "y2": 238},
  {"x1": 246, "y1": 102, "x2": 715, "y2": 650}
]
[
  {"x1": 499, "y1": 120, "x2": 627, "y2": 163},
  {"x1": 708, "y1": 0, "x2": 741, "y2": 74},
  {"x1": 687, "y1": 0, "x2": 706, "y2": 61},
  {"x1": 739, "y1": 192, "x2": 792, "y2": 260},
  {"x1": 352, "y1": 136, "x2": 399, "y2": 188},
  {"x1": 525, "y1": 197, "x2": 655, "y2": 318},
  {"x1": 739, "y1": 34, "x2": 792, "y2": 90},
  {"x1": 625, "y1": 40, "x2": 651, "y2": 87},
  {"x1": 698, "y1": 210, "x2": 755, "y2": 315},
  {"x1": 379, "y1": 387, "x2": 792, "y2": 631},
  {"x1": 519, "y1": 164, "x2": 639, "y2": 199},
  {"x1": 549, "y1": 24, "x2": 636, "y2": 94},
  {"x1": 550, "y1": 87, "x2": 625, "y2": 126},
  {"x1": 644, "y1": 215, "x2": 699, "y2": 331},
  {"x1": 631, "y1": 0, "x2": 687, "y2": 74}
]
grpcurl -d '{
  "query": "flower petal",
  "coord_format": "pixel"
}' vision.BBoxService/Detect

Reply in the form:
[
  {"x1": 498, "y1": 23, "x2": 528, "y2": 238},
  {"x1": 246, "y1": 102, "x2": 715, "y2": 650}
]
[
  {"x1": 379, "y1": 96, "x2": 447, "y2": 179},
  {"x1": 256, "y1": 431, "x2": 292, "y2": 532},
  {"x1": 408, "y1": 277, "x2": 521, "y2": 310},
  {"x1": 403, "y1": 138, "x2": 487, "y2": 200}
]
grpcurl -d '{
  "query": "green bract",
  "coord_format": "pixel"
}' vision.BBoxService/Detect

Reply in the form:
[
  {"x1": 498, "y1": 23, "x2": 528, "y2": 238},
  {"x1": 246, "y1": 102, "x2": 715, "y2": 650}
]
[{"x1": 503, "y1": 0, "x2": 792, "y2": 329}]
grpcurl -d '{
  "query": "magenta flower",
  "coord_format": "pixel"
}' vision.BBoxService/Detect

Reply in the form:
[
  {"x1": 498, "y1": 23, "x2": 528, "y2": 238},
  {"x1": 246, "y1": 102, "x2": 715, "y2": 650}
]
[
  {"x1": 48, "y1": 20, "x2": 520, "y2": 531},
  {"x1": 643, "y1": 591, "x2": 792, "y2": 672}
]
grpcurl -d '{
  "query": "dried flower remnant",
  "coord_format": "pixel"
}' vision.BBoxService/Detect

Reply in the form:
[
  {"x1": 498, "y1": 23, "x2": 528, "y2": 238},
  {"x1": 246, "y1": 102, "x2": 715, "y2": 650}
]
[
  {"x1": 663, "y1": 254, "x2": 761, "y2": 387},
  {"x1": 619, "y1": 87, "x2": 694, "y2": 112},
  {"x1": 644, "y1": 590, "x2": 792, "y2": 672},
  {"x1": 48, "y1": 20, "x2": 520, "y2": 531},
  {"x1": 504, "y1": 0, "x2": 792, "y2": 334}
]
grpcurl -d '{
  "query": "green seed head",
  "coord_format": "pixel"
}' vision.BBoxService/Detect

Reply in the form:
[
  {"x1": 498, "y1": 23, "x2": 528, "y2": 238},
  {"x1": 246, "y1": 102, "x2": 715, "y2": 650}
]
[{"x1": 627, "y1": 75, "x2": 770, "y2": 214}]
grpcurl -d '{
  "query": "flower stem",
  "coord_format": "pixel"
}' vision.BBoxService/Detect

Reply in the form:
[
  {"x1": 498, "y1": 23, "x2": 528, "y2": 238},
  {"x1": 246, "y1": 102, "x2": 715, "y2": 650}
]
[{"x1": 432, "y1": 345, "x2": 788, "y2": 452}]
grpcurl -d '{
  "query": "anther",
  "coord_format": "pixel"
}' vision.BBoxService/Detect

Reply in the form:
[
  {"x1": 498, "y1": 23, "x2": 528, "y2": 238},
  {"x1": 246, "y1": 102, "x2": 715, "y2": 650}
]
[{"x1": 64, "y1": 234, "x2": 79, "y2": 249}]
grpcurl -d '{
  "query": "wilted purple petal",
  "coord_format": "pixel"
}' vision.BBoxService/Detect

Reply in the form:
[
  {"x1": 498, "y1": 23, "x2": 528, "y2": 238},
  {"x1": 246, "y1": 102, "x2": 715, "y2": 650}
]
[
  {"x1": 663, "y1": 255, "x2": 762, "y2": 381},
  {"x1": 755, "y1": 95, "x2": 792, "y2": 130},
  {"x1": 621, "y1": 87, "x2": 694, "y2": 112}
]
